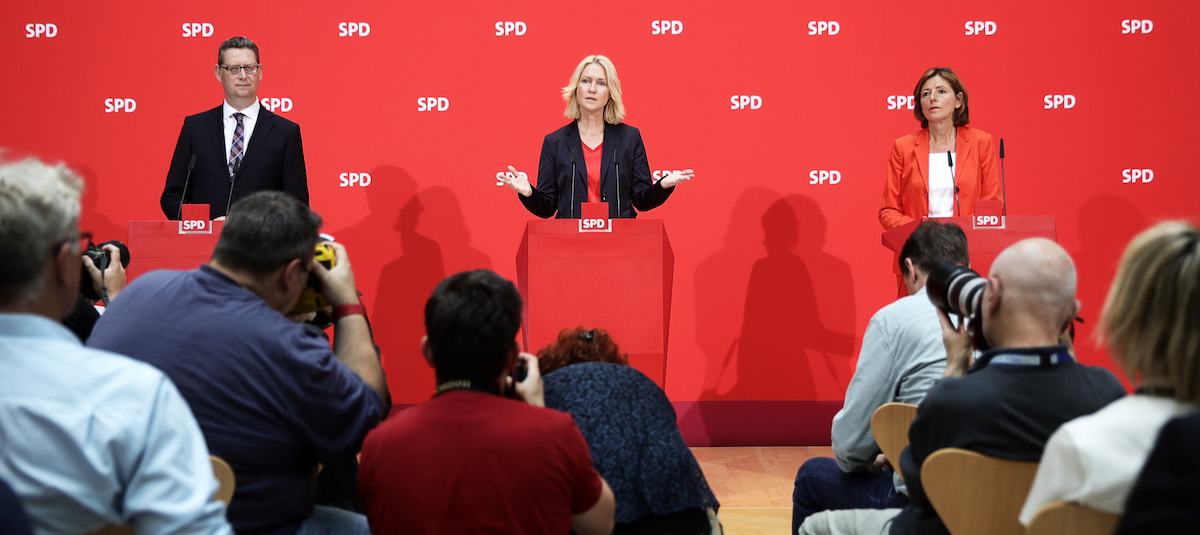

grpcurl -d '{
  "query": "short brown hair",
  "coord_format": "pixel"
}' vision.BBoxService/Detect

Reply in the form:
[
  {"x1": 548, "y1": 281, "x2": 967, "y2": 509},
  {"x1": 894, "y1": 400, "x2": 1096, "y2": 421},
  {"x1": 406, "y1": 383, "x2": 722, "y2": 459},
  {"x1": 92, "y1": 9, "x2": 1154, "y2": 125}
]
[
  {"x1": 1100, "y1": 221, "x2": 1200, "y2": 403},
  {"x1": 536, "y1": 326, "x2": 629, "y2": 376},
  {"x1": 913, "y1": 67, "x2": 970, "y2": 128}
]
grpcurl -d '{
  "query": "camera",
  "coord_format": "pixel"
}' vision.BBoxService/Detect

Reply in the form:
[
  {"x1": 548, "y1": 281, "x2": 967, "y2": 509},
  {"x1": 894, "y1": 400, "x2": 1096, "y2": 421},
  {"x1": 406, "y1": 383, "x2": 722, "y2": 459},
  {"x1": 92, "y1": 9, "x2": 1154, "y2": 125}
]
[
  {"x1": 291, "y1": 241, "x2": 336, "y2": 315},
  {"x1": 926, "y1": 261, "x2": 989, "y2": 350},
  {"x1": 81, "y1": 240, "x2": 130, "y2": 301}
]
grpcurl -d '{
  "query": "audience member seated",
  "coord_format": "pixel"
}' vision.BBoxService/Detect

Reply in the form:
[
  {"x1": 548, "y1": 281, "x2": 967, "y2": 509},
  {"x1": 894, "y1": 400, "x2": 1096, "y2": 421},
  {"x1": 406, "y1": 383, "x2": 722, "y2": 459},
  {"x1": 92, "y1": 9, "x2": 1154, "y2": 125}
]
[
  {"x1": 88, "y1": 191, "x2": 387, "y2": 534},
  {"x1": 793, "y1": 221, "x2": 968, "y2": 533},
  {"x1": 799, "y1": 238, "x2": 1126, "y2": 535},
  {"x1": 357, "y1": 270, "x2": 615, "y2": 535},
  {"x1": 1020, "y1": 221, "x2": 1200, "y2": 524},
  {"x1": 539, "y1": 327, "x2": 721, "y2": 534},
  {"x1": 1115, "y1": 412, "x2": 1200, "y2": 534},
  {"x1": 0, "y1": 158, "x2": 230, "y2": 533}
]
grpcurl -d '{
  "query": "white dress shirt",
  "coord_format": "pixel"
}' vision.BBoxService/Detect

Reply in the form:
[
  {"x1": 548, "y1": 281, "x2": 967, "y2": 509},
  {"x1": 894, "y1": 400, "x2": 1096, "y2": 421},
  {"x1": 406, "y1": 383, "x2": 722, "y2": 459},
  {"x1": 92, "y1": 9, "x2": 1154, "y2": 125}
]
[{"x1": 222, "y1": 99, "x2": 261, "y2": 164}]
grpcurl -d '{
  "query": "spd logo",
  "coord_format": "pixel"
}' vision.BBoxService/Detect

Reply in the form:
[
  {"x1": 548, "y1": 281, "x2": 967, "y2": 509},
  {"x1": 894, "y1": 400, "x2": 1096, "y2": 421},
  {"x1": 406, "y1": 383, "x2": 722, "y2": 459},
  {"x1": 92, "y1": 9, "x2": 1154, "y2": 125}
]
[
  {"x1": 418, "y1": 97, "x2": 450, "y2": 112},
  {"x1": 182, "y1": 23, "x2": 214, "y2": 37},
  {"x1": 338, "y1": 22, "x2": 371, "y2": 37},
  {"x1": 339, "y1": 172, "x2": 372, "y2": 187},
  {"x1": 809, "y1": 170, "x2": 841, "y2": 185},
  {"x1": 1043, "y1": 94, "x2": 1076, "y2": 109},
  {"x1": 888, "y1": 95, "x2": 915, "y2": 110},
  {"x1": 495, "y1": 21, "x2": 527, "y2": 36},
  {"x1": 964, "y1": 21, "x2": 997, "y2": 35},
  {"x1": 1121, "y1": 20, "x2": 1153, "y2": 34},
  {"x1": 496, "y1": 170, "x2": 528, "y2": 186},
  {"x1": 179, "y1": 219, "x2": 211, "y2": 234},
  {"x1": 260, "y1": 97, "x2": 293, "y2": 112},
  {"x1": 104, "y1": 98, "x2": 136, "y2": 113},
  {"x1": 807, "y1": 21, "x2": 840, "y2": 35},
  {"x1": 730, "y1": 95, "x2": 762, "y2": 110},
  {"x1": 1121, "y1": 169, "x2": 1154, "y2": 183},
  {"x1": 25, "y1": 23, "x2": 58, "y2": 38},
  {"x1": 651, "y1": 20, "x2": 684, "y2": 35},
  {"x1": 974, "y1": 215, "x2": 1003, "y2": 228},
  {"x1": 579, "y1": 218, "x2": 612, "y2": 233}
]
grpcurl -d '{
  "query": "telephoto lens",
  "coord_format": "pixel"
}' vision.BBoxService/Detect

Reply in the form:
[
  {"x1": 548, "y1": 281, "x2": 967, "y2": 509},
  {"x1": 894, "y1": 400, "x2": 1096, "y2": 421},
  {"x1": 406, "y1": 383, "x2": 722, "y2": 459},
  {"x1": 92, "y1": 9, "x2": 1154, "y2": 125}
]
[{"x1": 926, "y1": 261, "x2": 986, "y2": 318}]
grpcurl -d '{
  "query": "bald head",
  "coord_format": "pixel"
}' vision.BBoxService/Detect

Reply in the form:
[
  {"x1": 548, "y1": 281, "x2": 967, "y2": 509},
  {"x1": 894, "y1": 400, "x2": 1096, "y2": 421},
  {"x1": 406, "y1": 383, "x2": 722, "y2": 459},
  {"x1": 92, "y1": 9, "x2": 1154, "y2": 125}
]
[{"x1": 987, "y1": 238, "x2": 1077, "y2": 339}]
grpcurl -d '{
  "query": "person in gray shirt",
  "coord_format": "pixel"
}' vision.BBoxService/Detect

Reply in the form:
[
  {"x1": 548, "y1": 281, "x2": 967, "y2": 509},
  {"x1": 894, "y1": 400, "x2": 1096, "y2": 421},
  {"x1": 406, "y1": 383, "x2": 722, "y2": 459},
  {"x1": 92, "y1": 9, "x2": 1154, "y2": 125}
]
[{"x1": 792, "y1": 220, "x2": 969, "y2": 534}]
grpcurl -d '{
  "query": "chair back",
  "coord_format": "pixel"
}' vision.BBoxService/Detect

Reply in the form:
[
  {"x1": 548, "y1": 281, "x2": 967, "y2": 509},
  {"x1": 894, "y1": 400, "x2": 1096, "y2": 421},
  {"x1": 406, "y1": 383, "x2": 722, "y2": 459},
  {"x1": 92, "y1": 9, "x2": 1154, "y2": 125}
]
[
  {"x1": 921, "y1": 447, "x2": 1038, "y2": 535},
  {"x1": 870, "y1": 402, "x2": 918, "y2": 479},
  {"x1": 1026, "y1": 500, "x2": 1120, "y2": 535},
  {"x1": 210, "y1": 455, "x2": 236, "y2": 506}
]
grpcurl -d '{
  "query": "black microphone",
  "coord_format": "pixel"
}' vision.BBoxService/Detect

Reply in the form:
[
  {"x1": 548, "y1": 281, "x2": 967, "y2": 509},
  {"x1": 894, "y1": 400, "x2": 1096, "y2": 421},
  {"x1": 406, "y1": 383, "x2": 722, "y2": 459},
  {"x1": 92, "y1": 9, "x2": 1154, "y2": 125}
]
[
  {"x1": 177, "y1": 154, "x2": 197, "y2": 221},
  {"x1": 224, "y1": 159, "x2": 241, "y2": 218},
  {"x1": 948, "y1": 150, "x2": 961, "y2": 216},
  {"x1": 569, "y1": 144, "x2": 578, "y2": 219},
  {"x1": 613, "y1": 146, "x2": 621, "y2": 218},
  {"x1": 999, "y1": 138, "x2": 1008, "y2": 216}
]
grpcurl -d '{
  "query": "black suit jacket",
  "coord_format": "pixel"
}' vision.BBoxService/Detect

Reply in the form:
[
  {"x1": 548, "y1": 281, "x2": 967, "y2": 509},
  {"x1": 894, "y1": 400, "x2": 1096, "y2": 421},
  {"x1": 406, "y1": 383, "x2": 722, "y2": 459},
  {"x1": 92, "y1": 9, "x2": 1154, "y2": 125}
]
[
  {"x1": 890, "y1": 346, "x2": 1126, "y2": 535},
  {"x1": 518, "y1": 122, "x2": 673, "y2": 219},
  {"x1": 160, "y1": 105, "x2": 308, "y2": 220}
]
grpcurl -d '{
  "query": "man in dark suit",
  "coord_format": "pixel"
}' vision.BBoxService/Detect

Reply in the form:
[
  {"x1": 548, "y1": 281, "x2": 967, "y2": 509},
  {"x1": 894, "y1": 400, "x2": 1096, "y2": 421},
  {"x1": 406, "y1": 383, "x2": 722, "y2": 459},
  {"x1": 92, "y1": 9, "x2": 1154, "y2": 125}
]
[{"x1": 161, "y1": 36, "x2": 308, "y2": 220}]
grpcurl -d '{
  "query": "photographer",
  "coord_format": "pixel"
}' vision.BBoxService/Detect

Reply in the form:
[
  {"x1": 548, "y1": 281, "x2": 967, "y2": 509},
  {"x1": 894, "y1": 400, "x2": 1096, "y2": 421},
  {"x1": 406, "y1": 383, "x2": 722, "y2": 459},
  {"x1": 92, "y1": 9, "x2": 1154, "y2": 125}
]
[
  {"x1": 357, "y1": 270, "x2": 616, "y2": 535},
  {"x1": 799, "y1": 238, "x2": 1127, "y2": 535},
  {"x1": 88, "y1": 191, "x2": 386, "y2": 534}
]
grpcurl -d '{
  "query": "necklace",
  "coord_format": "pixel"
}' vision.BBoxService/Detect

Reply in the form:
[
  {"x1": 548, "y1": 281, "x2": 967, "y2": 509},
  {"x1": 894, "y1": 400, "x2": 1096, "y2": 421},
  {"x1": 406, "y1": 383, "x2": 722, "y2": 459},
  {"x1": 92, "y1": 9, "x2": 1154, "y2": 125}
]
[{"x1": 581, "y1": 130, "x2": 603, "y2": 138}]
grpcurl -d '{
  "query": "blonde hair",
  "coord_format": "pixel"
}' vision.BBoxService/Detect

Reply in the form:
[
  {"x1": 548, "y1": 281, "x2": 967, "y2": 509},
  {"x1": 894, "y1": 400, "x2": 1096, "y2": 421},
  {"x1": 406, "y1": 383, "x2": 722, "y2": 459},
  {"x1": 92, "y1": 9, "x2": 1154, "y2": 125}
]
[
  {"x1": 1099, "y1": 221, "x2": 1200, "y2": 403},
  {"x1": 562, "y1": 55, "x2": 625, "y2": 125}
]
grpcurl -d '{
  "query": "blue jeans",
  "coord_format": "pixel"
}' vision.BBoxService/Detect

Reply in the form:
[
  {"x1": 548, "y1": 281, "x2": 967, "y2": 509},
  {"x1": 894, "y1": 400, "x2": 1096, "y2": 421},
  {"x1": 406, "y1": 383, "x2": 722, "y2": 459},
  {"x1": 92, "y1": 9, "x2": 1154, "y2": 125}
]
[
  {"x1": 792, "y1": 457, "x2": 906, "y2": 535},
  {"x1": 296, "y1": 505, "x2": 371, "y2": 535}
]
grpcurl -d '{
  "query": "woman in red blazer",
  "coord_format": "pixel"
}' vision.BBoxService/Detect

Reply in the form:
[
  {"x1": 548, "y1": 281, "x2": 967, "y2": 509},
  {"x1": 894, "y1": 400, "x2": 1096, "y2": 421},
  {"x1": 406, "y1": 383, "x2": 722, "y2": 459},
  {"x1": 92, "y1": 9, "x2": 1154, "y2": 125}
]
[{"x1": 879, "y1": 67, "x2": 1001, "y2": 230}]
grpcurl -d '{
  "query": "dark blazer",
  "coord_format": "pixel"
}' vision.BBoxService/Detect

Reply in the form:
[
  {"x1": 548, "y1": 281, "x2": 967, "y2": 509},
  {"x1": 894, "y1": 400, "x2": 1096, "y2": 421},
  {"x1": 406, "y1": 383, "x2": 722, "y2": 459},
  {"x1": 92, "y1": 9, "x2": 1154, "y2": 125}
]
[
  {"x1": 160, "y1": 105, "x2": 308, "y2": 220},
  {"x1": 518, "y1": 122, "x2": 673, "y2": 219}
]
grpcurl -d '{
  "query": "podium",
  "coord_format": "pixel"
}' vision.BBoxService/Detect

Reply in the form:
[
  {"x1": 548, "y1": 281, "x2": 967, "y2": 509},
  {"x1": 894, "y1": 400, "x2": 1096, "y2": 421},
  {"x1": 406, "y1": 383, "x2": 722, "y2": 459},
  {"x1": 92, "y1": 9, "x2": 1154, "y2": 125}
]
[
  {"x1": 516, "y1": 219, "x2": 674, "y2": 387},
  {"x1": 126, "y1": 220, "x2": 224, "y2": 281},
  {"x1": 882, "y1": 216, "x2": 1056, "y2": 276}
]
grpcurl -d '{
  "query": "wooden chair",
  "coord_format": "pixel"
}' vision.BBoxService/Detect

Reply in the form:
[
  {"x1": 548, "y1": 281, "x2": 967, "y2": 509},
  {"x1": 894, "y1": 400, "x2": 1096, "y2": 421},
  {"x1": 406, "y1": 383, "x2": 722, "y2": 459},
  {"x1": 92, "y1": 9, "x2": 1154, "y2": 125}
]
[
  {"x1": 921, "y1": 448, "x2": 1039, "y2": 535},
  {"x1": 870, "y1": 402, "x2": 918, "y2": 480},
  {"x1": 1026, "y1": 500, "x2": 1120, "y2": 535},
  {"x1": 210, "y1": 455, "x2": 236, "y2": 506}
]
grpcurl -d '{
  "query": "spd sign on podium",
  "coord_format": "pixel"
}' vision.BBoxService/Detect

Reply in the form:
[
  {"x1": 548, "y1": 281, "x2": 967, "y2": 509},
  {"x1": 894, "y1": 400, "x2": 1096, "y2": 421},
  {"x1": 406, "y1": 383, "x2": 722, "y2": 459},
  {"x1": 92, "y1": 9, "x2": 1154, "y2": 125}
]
[{"x1": 516, "y1": 219, "x2": 674, "y2": 387}]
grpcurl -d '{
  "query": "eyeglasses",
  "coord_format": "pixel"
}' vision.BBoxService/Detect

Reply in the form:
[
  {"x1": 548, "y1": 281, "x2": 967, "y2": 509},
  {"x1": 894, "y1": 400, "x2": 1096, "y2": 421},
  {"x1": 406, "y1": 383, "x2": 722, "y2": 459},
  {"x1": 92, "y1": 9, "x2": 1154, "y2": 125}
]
[{"x1": 218, "y1": 64, "x2": 260, "y2": 75}]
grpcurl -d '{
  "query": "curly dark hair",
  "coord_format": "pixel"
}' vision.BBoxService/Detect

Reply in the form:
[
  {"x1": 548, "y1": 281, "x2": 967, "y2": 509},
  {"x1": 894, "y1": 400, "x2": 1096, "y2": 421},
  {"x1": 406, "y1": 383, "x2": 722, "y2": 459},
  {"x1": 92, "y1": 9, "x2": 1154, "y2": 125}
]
[{"x1": 537, "y1": 326, "x2": 629, "y2": 376}]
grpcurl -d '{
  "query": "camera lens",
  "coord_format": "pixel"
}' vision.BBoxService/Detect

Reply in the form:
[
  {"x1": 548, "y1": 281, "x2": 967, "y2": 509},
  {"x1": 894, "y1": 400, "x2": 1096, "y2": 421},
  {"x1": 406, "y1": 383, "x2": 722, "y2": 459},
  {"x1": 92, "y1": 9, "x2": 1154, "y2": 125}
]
[{"x1": 927, "y1": 261, "x2": 986, "y2": 317}]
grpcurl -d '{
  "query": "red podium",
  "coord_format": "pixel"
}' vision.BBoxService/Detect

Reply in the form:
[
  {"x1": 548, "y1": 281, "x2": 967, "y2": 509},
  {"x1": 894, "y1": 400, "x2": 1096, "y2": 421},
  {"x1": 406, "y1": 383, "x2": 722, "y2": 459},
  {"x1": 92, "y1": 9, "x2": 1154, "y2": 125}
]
[
  {"x1": 516, "y1": 219, "x2": 674, "y2": 386},
  {"x1": 126, "y1": 219, "x2": 224, "y2": 281},
  {"x1": 882, "y1": 215, "x2": 1057, "y2": 276}
]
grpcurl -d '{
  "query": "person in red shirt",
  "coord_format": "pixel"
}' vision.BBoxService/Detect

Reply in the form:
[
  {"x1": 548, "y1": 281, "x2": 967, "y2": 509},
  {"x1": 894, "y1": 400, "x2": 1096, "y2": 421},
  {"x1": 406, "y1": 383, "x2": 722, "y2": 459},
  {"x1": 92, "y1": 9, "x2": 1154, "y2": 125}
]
[{"x1": 358, "y1": 269, "x2": 615, "y2": 535}]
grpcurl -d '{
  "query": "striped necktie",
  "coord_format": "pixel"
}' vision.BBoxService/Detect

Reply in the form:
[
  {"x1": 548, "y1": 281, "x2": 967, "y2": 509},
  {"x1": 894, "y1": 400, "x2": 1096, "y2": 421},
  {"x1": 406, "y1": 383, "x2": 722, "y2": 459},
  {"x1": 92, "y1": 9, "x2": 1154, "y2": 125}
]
[{"x1": 228, "y1": 112, "x2": 245, "y2": 179}]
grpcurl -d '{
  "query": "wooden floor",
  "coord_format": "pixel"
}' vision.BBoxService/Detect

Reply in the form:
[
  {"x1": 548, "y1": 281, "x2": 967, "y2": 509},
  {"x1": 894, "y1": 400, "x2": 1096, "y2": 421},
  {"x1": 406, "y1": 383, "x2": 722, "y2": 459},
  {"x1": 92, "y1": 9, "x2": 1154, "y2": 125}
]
[{"x1": 691, "y1": 446, "x2": 832, "y2": 534}]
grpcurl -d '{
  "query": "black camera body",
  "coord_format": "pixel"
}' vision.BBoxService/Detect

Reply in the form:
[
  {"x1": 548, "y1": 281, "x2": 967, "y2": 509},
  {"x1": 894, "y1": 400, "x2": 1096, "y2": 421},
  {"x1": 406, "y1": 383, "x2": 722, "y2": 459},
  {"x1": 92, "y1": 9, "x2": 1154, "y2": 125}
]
[
  {"x1": 81, "y1": 240, "x2": 130, "y2": 301},
  {"x1": 926, "y1": 261, "x2": 990, "y2": 350}
]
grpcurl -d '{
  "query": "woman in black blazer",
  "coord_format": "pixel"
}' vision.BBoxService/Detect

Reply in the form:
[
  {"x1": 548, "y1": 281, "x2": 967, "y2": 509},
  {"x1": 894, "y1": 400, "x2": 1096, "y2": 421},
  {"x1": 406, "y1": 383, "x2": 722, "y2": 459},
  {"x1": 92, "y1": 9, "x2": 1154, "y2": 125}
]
[{"x1": 502, "y1": 55, "x2": 693, "y2": 219}]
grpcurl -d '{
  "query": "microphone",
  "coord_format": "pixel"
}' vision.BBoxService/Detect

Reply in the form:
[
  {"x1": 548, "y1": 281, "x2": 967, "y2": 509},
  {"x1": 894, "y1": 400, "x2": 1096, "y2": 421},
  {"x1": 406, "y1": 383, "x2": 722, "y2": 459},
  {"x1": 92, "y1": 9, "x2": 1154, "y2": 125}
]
[
  {"x1": 569, "y1": 144, "x2": 578, "y2": 219},
  {"x1": 176, "y1": 153, "x2": 195, "y2": 220},
  {"x1": 948, "y1": 150, "x2": 961, "y2": 216},
  {"x1": 613, "y1": 146, "x2": 621, "y2": 218},
  {"x1": 999, "y1": 138, "x2": 1008, "y2": 216},
  {"x1": 224, "y1": 158, "x2": 241, "y2": 218}
]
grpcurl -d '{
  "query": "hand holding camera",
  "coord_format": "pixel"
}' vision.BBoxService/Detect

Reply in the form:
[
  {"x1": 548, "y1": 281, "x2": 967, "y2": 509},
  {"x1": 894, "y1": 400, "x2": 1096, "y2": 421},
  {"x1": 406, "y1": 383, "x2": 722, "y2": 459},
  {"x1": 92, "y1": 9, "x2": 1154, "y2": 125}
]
[
  {"x1": 509, "y1": 353, "x2": 544, "y2": 407},
  {"x1": 81, "y1": 241, "x2": 130, "y2": 304}
]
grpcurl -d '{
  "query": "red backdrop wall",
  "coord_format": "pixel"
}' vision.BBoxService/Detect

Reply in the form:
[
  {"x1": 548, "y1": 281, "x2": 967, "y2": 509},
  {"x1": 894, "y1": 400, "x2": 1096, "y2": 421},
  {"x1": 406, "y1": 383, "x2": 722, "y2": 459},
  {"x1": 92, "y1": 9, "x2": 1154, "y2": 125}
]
[{"x1": 4, "y1": 0, "x2": 1198, "y2": 445}]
